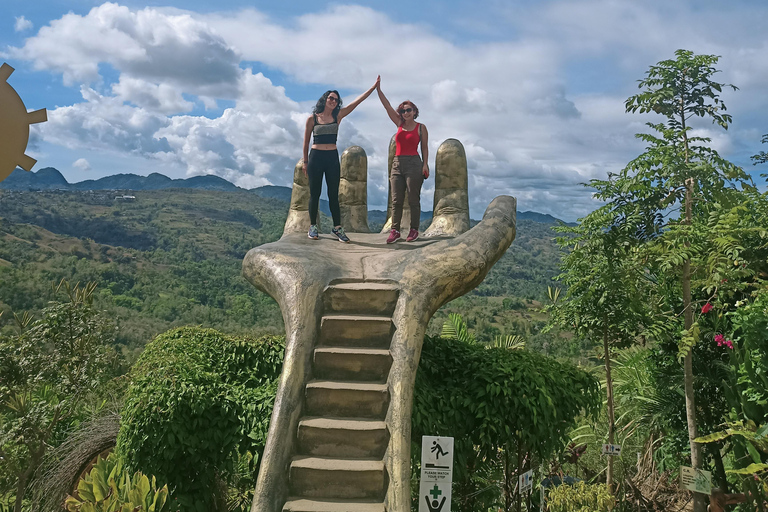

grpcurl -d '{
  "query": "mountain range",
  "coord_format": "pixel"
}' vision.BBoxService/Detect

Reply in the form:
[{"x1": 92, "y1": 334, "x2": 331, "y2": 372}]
[{"x1": 1, "y1": 167, "x2": 569, "y2": 224}]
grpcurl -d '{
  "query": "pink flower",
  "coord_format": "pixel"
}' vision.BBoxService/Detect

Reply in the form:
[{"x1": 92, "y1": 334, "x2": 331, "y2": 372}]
[
  {"x1": 715, "y1": 334, "x2": 725, "y2": 346},
  {"x1": 725, "y1": 340, "x2": 734, "y2": 350},
  {"x1": 701, "y1": 303, "x2": 713, "y2": 314}
]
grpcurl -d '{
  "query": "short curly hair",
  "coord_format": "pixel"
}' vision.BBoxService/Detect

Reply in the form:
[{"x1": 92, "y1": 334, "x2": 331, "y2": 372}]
[{"x1": 397, "y1": 100, "x2": 419, "y2": 124}]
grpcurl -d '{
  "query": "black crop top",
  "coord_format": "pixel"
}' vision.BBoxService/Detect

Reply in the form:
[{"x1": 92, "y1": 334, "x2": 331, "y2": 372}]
[{"x1": 312, "y1": 114, "x2": 339, "y2": 145}]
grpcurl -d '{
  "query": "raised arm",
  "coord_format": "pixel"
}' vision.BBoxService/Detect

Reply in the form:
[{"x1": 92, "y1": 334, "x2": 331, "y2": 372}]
[
  {"x1": 420, "y1": 124, "x2": 430, "y2": 178},
  {"x1": 377, "y1": 83, "x2": 402, "y2": 126},
  {"x1": 337, "y1": 75, "x2": 380, "y2": 121},
  {"x1": 301, "y1": 115, "x2": 314, "y2": 175}
]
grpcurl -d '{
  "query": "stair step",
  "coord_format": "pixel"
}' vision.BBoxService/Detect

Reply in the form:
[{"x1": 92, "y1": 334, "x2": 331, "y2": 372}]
[
  {"x1": 298, "y1": 417, "x2": 388, "y2": 458},
  {"x1": 319, "y1": 315, "x2": 393, "y2": 348},
  {"x1": 289, "y1": 456, "x2": 386, "y2": 500},
  {"x1": 283, "y1": 498, "x2": 385, "y2": 512},
  {"x1": 305, "y1": 381, "x2": 389, "y2": 419},
  {"x1": 314, "y1": 347, "x2": 392, "y2": 382},
  {"x1": 324, "y1": 283, "x2": 399, "y2": 316}
]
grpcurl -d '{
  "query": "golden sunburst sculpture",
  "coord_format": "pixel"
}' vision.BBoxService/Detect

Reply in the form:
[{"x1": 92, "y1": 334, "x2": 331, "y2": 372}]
[{"x1": 0, "y1": 63, "x2": 47, "y2": 183}]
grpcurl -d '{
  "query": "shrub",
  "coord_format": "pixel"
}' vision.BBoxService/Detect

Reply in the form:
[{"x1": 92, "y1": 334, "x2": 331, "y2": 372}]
[
  {"x1": 116, "y1": 327, "x2": 284, "y2": 511},
  {"x1": 546, "y1": 481, "x2": 615, "y2": 512},
  {"x1": 412, "y1": 336, "x2": 601, "y2": 511}
]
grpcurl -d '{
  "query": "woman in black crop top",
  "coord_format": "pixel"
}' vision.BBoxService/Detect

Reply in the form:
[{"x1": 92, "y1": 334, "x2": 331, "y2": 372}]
[{"x1": 301, "y1": 76, "x2": 380, "y2": 242}]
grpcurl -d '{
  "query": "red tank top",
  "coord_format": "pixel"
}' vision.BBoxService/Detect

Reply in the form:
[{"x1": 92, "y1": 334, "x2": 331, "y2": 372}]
[{"x1": 395, "y1": 123, "x2": 420, "y2": 156}]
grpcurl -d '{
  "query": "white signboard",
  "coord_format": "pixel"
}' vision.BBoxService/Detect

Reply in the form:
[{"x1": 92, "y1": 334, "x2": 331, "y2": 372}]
[
  {"x1": 519, "y1": 469, "x2": 533, "y2": 494},
  {"x1": 419, "y1": 480, "x2": 451, "y2": 512},
  {"x1": 680, "y1": 466, "x2": 712, "y2": 495},
  {"x1": 419, "y1": 436, "x2": 453, "y2": 512},
  {"x1": 601, "y1": 444, "x2": 622, "y2": 456},
  {"x1": 420, "y1": 436, "x2": 454, "y2": 481}
]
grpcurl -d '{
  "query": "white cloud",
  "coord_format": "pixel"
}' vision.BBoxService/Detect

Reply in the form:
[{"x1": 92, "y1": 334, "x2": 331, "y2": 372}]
[
  {"x1": 10, "y1": 2, "x2": 241, "y2": 97},
  {"x1": 14, "y1": 16, "x2": 33, "y2": 32},
  {"x1": 11, "y1": 1, "x2": 768, "y2": 221},
  {"x1": 111, "y1": 75, "x2": 194, "y2": 114},
  {"x1": 72, "y1": 158, "x2": 91, "y2": 171}
]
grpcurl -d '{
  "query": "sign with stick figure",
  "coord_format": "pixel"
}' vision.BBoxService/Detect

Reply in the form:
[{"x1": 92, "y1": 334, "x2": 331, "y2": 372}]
[
  {"x1": 419, "y1": 481, "x2": 450, "y2": 512},
  {"x1": 419, "y1": 436, "x2": 453, "y2": 512}
]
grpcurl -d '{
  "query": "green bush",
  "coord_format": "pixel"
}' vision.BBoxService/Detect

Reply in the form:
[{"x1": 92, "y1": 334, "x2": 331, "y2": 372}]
[
  {"x1": 116, "y1": 327, "x2": 284, "y2": 511},
  {"x1": 412, "y1": 336, "x2": 601, "y2": 511},
  {"x1": 546, "y1": 481, "x2": 615, "y2": 512}
]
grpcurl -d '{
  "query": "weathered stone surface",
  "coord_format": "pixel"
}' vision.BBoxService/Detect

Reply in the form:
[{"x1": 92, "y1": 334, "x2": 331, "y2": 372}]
[
  {"x1": 305, "y1": 380, "x2": 390, "y2": 419},
  {"x1": 318, "y1": 315, "x2": 393, "y2": 347},
  {"x1": 284, "y1": 159, "x2": 311, "y2": 235},
  {"x1": 282, "y1": 498, "x2": 385, "y2": 512},
  {"x1": 297, "y1": 418, "x2": 389, "y2": 458},
  {"x1": 244, "y1": 194, "x2": 516, "y2": 512},
  {"x1": 340, "y1": 146, "x2": 369, "y2": 232},
  {"x1": 313, "y1": 347, "x2": 392, "y2": 382},
  {"x1": 322, "y1": 282, "x2": 399, "y2": 316},
  {"x1": 289, "y1": 457, "x2": 385, "y2": 500},
  {"x1": 423, "y1": 138, "x2": 470, "y2": 237}
]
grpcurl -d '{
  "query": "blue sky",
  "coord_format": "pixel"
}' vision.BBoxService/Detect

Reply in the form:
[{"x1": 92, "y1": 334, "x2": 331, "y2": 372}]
[{"x1": 2, "y1": 0, "x2": 767, "y2": 220}]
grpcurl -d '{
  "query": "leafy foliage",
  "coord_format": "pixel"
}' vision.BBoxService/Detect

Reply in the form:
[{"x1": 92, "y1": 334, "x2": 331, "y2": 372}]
[
  {"x1": 751, "y1": 134, "x2": 768, "y2": 167},
  {"x1": 65, "y1": 453, "x2": 172, "y2": 512},
  {"x1": 0, "y1": 281, "x2": 121, "y2": 511},
  {"x1": 116, "y1": 327, "x2": 284, "y2": 511},
  {"x1": 412, "y1": 335, "x2": 600, "y2": 511},
  {"x1": 546, "y1": 481, "x2": 615, "y2": 512}
]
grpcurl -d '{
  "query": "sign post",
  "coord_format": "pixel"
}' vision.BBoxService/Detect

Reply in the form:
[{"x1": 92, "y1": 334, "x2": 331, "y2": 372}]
[
  {"x1": 519, "y1": 469, "x2": 533, "y2": 494},
  {"x1": 680, "y1": 466, "x2": 712, "y2": 495},
  {"x1": 419, "y1": 436, "x2": 454, "y2": 512}
]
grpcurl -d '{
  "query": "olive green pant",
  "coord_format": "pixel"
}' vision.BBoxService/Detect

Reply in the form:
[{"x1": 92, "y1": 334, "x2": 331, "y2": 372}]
[{"x1": 390, "y1": 155, "x2": 423, "y2": 231}]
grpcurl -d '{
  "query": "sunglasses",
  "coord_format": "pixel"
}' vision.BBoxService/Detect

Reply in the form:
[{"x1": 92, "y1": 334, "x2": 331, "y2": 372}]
[
  {"x1": 399, "y1": 108, "x2": 413, "y2": 114},
  {"x1": 327, "y1": 96, "x2": 339, "y2": 102}
]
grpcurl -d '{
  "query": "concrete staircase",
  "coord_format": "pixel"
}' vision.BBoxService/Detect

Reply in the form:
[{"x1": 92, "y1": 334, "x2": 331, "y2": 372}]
[{"x1": 282, "y1": 282, "x2": 398, "y2": 512}]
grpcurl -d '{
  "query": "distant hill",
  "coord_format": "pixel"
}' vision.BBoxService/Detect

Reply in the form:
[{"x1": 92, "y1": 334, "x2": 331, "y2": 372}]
[
  {"x1": 1, "y1": 168, "x2": 572, "y2": 224},
  {"x1": 2, "y1": 168, "x2": 239, "y2": 192}
]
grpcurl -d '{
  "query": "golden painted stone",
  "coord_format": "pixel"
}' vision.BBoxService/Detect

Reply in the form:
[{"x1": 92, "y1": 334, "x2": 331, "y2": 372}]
[{"x1": 0, "y1": 63, "x2": 47, "y2": 183}]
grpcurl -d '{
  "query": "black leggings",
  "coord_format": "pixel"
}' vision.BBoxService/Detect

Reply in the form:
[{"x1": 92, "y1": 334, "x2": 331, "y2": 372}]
[{"x1": 307, "y1": 149, "x2": 341, "y2": 226}]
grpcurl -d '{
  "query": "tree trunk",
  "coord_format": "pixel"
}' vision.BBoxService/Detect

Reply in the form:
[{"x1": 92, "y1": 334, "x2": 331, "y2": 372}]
[
  {"x1": 709, "y1": 442, "x2": 728, "y2": 493},
  {"x1": 517, "y1": 434, "x2": 522, "y2": 512},
  {"x1": 603, "y1": 324, "x2": 615, "y2": 495},
  {"x1": 683, "y1": 175, "x2": 706, "y2": 512},
  {"x1": 14, "y1": 449, "x2": 42, "y2": 512},
  {"x1": 504, "y1": 446, "x2": 512, "y2": 512}
]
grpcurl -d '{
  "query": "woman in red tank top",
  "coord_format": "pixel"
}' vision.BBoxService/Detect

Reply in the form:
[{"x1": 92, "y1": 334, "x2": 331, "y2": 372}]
[{"x1": 375, "y1": 80, "x2": 429, "y2": 243}]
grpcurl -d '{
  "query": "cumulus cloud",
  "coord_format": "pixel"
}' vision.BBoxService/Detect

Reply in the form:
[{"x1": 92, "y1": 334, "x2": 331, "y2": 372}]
[
  {"x1": 111, "y1": 76, "x2": 194, "y2": 114},
  {"x1": 14, "y1": 16, "x2": 33, "y2": 32},
  {"x1": 9, "y1": 2, "x2": 240, "y2": 98},
  {"x1": 10, "y1": 1, "x2": 768, "y2": 220},
  {"x1": 73, "y1": 158, "x2": 91, "y2": 171}
]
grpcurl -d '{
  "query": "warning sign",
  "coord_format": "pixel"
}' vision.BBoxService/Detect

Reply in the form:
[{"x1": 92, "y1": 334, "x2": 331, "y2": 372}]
[
  {"x1": 419, "y1": 436, "x2": 454, "y2": 512},
  {"x1": 420, "y1": 436, "x2": 454, "y2": 482}
]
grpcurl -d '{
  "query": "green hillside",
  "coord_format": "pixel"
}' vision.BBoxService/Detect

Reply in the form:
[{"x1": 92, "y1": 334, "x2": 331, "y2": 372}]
[{"x1": 0, "y1": 188, "x2": 563, "y2": 358}]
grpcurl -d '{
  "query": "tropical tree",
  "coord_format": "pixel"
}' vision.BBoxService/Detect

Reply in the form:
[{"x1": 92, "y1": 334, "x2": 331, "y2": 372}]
[
  {"x1": 0, "y1": 281, "x2": 119, "y2": 512},
  {"x1": 546, "y1": 208, "x2": 661, "y2": 493},
  {"x1": 584, "y1": 49, "x2": 752, "y2": 512}
]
